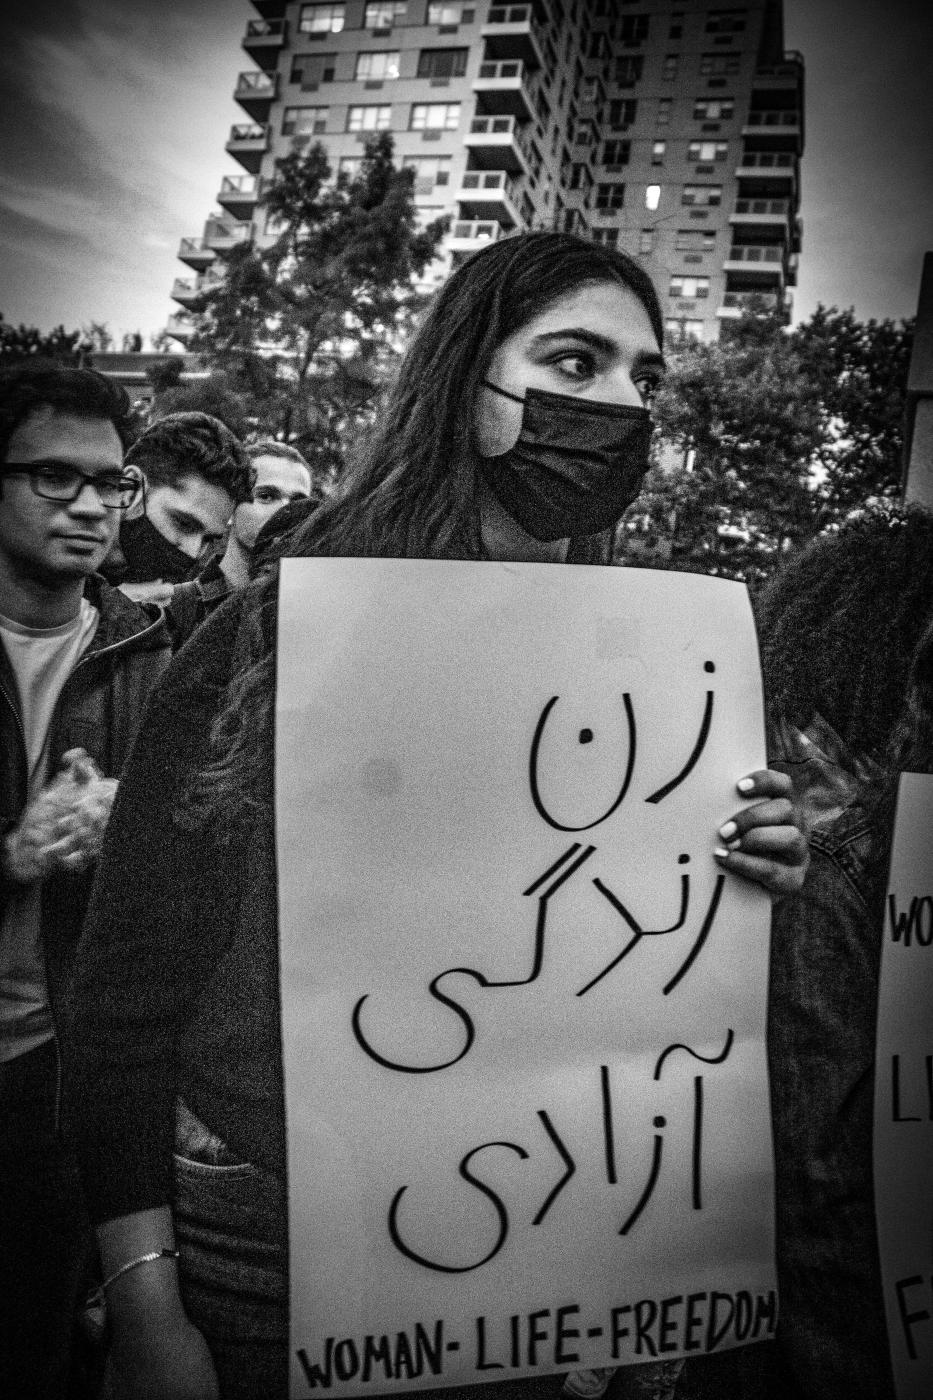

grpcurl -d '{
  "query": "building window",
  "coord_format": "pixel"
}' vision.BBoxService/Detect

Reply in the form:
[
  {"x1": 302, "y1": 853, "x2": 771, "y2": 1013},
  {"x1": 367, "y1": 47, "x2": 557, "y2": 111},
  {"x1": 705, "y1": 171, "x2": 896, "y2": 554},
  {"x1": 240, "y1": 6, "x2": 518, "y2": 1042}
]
[
  {"x1": 639, "y1": 227, "x2": 654, "y2": 255},
  {"x1": 592, "y1": 228, "x2": 619, "y2": 247},
  {"x1": 656, "y1": 98, "x2": 672, "y2": 127},
  {"x1": 608, "y1": 99, "x2": 637, "y2": 129},
  {"x1": 693, "y1": 98, "x2": 734, "y2": 120},
  {"x1": 427, "y1": 2, "x2": 473, "y2": 24},
  {"x1": 594, "y1": 183, "x2": 625, "y2": 211},
  {"x1": 291, "y1": 52, "x2": 337, "y2": 86},
  {"x1": 688, "y1": 140, "x2": 728, "y2": 163},
  {"x1": 645, "y1": 184, "x2": 661, "y2": 210},
  {"x1": 682, "y1": 184, "x2": 722, "y2": 207},
  {"x1": 706, "y1": 9, "x2": 747, "y2": 34},
  {"x1": 346, "y1": 104, "x2": 392, "y2": 131},
  {"x1": 669, "y1": 275, "x2": 710, "y2": 299},
  {"x1": 651, "y1": 140, "x2": 666, "y2": 166},
  {"x1": 403, "y1": 154, "x2": 452, "y2": 192},
  {"x1": 364, "y1": 2, "x2": 406, "y2": 28},
  {"x1": 409, "y1": 101, "x2": 461, "y2": 130},
  {"x1": 615, "y1": 55, "x2": 644, "y2": 86},
  {"x1": 618, "y1": 14, "x2": 649, "y2": 45},
  {"x1": 601, "y1": 139, "x2": 631, "y2": 168},
  {"x1": 416, "y1": 47, "x2": 468, "y2": 79},
  {"x1": 298, "y1": 3, "x2": 345, "y2": 34},
  {"x1": 355, "y1": 50, "x2": 401, "y2": 81},
  {"x1": 282, "y1": 105, "x2": 329, "y2": 135},
  {"x1": 669, "y1": 11, "x2": 684, "y2": 39},
  {"x1": 699, "y1": 53, "x2": 741, "y2": 76},
  {"x1": 675, "y1": 229, "x2": 716, "y2": 251},
  {"x1": 338, "y1": 156, "x2": 364, "y2": 182},
  {"x1": 662, "y1": 54, "x2": 679, "y2": 80}
]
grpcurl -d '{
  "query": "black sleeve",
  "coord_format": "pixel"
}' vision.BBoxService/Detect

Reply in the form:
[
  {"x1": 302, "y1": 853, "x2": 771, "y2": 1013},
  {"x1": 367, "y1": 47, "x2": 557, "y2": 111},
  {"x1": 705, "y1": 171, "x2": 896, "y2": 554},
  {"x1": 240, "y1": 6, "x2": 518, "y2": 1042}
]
[{"x1": 63, "y1": 592, "x2": 248, "y2": 1224}]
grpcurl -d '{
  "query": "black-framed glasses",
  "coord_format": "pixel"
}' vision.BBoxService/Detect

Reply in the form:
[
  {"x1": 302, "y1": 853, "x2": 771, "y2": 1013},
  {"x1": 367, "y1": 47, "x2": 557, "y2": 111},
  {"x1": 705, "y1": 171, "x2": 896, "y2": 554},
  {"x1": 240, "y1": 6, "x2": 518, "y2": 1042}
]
[{"x1": 0, "y1": 461, "x2": 143, "y2": 510}]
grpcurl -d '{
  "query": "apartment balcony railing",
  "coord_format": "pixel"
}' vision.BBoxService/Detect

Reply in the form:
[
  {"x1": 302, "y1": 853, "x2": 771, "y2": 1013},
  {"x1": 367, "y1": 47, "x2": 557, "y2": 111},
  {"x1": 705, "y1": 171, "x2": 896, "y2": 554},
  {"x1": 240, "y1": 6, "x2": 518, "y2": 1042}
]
[
  {"x1": 742, "y1": 108, "x2": 803, "y2": 151},
  {"x1": 447, "y1": 220, "x2": 504, "y2": 252},
  {"x1": 225, "y1": 122, "x2": 270, "y2": 173},
  {"x1": 234, "y1": 70, "x2": 278, "y2": 119},
  {"x1": 463, "y1": 114, "x2": 531, "y2": 174},
  {"x1": 171, "y1": 271, "x2": 225, "y2": 307},
  {"x1": 744, "y1": 109, "x2": 801, "y2": 129},
  {"x1": 243, "y1": 17, "x2": 287, "y2": 69},
  {"x1": 203, "y1": 218, "x2": 253, "y2": 252},
  {"x1": 177, "y1": 237, "x2": 216, "y2": 270},
  {"x1": 481, "y1": 5, "x2": 545, "y2": 69},
  {"x1": 736, "y1": 150, "x2": 798, "y2": 188},
  {"x1": 716, "y1": 290, "x2": 781, "y2": 319},
  {"x1": 455, "y1": 169, "x2": 521, "y2": 226},
  {"x1": 730, "y1": 197, "x2": 791, "y2": 231},
  {"x1": 472, "y1": 59, "x2": 536, "y2": 122},
  {"x1": 723, "y1": 245, "x2": 786, "y2": 283},
  {"x1": 217, "y1": 174, "x2": 261, "y2": 214},
  {"x1": 165, "y1": 314, "x2": 195, "y2": 342}
]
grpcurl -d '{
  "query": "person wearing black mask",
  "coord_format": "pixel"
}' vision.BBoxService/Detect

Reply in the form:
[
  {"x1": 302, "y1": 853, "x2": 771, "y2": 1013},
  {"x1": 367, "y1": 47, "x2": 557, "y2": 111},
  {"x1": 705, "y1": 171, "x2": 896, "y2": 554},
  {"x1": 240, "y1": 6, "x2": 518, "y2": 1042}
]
[
  {"x1": 68, "y1": 233, "x2": 807, "y2": 1400},
  {"x1": 102, "y1": 412, "x2": 252, "y2": 605}
]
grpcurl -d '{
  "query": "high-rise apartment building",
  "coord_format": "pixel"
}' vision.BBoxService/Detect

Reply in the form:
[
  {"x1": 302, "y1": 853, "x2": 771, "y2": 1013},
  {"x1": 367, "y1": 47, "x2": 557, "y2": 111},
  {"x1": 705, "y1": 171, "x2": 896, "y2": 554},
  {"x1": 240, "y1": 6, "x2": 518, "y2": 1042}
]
[{"x1": 168, "y1": 0, "x2": 803, "y2": 346}]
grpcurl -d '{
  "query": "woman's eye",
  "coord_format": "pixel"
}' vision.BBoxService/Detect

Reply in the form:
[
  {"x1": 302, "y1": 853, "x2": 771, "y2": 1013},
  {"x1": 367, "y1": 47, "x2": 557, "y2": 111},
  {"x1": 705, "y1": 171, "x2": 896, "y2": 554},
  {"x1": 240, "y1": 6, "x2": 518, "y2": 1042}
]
[
  {"x1": 554, "y1": 353, "x2": 596, "y2": 381},
  {"x1": 634, "y1": 376, "x2": 661, "y2": 406}
]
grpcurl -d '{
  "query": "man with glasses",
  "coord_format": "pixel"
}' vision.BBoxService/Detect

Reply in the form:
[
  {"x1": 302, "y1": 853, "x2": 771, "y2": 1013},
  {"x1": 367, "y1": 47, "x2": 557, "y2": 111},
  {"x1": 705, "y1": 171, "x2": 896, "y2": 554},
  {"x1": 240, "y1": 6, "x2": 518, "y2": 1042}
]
[{"x1": 0, "y1": 360, "x2": 172, "y2": 1396}]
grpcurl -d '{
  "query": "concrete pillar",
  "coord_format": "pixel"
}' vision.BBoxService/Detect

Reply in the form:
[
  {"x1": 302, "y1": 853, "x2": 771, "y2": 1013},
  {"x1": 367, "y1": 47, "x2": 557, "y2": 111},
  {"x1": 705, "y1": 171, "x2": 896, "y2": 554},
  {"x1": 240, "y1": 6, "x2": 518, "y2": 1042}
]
[{"x1": 904, "y1": 252, "x2": 933, "y2": 508}]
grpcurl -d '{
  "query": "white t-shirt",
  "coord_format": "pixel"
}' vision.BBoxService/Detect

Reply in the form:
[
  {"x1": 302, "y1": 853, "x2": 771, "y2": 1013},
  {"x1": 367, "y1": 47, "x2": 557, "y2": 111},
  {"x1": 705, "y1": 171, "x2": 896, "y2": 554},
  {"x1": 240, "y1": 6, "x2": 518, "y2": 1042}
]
[{"x1": 0, "y1": 599, "x2": 99, "y2": 1060}]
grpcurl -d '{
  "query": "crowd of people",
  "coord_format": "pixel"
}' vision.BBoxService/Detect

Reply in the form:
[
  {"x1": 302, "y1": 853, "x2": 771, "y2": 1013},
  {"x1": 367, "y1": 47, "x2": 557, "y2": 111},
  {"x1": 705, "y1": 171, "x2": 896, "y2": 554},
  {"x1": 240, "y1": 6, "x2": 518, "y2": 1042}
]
[{"x1": 0, "y1": 231, "x2": 926, "y2": 1400}]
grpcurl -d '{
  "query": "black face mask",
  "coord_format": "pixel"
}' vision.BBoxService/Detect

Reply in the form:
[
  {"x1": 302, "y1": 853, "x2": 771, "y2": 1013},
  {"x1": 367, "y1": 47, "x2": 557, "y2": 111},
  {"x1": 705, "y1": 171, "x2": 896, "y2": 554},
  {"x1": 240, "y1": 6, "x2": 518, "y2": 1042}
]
[
  {"x1": 478, "y1": 382, "x2": 653, "y2": 542},
  {"x1": 117, "y1": 514, "x2": 199, "y2": 585}
]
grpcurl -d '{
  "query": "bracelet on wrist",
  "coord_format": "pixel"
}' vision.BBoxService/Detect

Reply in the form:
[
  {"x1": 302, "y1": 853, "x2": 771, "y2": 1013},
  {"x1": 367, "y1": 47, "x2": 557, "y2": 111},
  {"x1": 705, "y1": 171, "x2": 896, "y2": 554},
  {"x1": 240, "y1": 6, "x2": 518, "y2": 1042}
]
[{"x1": 101, "y1": 1248, "x2": 180, "y2": 1294}]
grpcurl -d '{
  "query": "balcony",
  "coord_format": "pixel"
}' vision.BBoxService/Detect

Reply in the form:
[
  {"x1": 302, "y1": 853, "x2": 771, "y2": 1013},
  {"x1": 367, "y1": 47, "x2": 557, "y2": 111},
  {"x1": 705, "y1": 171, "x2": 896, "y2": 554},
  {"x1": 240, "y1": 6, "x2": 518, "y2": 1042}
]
[
  {"x1": 729, "y1": 197, "x2": 791, "y2": 231},
  {"x1": 177, "y1": 237, "x2": 216, "y2": 271},
  {"x1": 735, "y1": 150, "x2": 798, "y2": 190},
  {"x1": 225, "y1": 122, "x2": 270, "y2": 173},
  {"x1": 447, "y1": 220, "x2": 504, "y2": 253},
  {"x1": 242, "y1": 17, "x2": 286, "y2": 70},
  {"x1": 203, "y1": 218, "x2": 252, "y2": 253},
  {"x1": 716, "y1": 290, "x2": 780, "y2": 319},
  {"x1": 455, "y1": 169, "x2": 521, "y2": 226},
  {"x1": 463, "y1": 114, "x2": 531, "y2": 174},
  {"x1": 170, "y1": 270, "x2": 225, "y2": 308},
  {"x1": 481, "y1": 6, "x2": 545, "y2": 69},
  {"x1": 752, "y1": 53, "x2": 804, "y2": 93},
  {"x1": 741, "y1": 109, "x2": 802, "y2": 151},
  {"x1": 723, "y1": 244, "x2": 786, "y2": 283},
  {"x1": 234, "y1": 70, "x2": 278, "y2": 120},
  {"x1": 165, "y1": 314, "x2": 195, "y2": 343},
  {"x1": 217, "y1": 174, "x2": 261, "y2": 216},
  {"x1": 472, "y1": 59, "x2": 536, "y2": 122}
]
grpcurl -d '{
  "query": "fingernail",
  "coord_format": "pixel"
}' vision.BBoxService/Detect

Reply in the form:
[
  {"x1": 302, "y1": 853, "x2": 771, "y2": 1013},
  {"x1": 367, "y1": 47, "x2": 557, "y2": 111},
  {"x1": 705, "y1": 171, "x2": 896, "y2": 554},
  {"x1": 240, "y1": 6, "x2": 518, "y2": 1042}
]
[
  {"x1": 737, "y1": 778, "x2": 755, "y2": 793},
  {"x1": 719, "y1": 820, "x2": 738, "y2": 840},
  {"x1": 714, "y1": 847, "x2": 731, "y2": 860}
]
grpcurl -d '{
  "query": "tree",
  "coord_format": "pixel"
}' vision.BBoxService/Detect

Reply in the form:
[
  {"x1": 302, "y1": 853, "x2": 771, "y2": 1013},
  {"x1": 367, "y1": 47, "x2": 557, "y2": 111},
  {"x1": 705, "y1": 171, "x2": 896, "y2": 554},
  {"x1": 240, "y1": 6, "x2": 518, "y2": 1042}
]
[
  {"x1": 190, "y1": 132, "x2": 448, "y2": 481},
  {"x1": 618, "y1": 303, "x2": 914, "y2": 587},
  {"x1": 0, "y1": 315, "x2": 82, "y2": 363}
]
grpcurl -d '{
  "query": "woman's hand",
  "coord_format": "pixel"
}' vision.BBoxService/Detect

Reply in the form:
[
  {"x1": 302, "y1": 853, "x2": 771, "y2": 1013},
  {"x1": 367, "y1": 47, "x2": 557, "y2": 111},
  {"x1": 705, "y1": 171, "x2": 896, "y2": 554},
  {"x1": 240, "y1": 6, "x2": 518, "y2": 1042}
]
[{"x1": 713, "y1": 769, "x2": 809, "y2": 897}]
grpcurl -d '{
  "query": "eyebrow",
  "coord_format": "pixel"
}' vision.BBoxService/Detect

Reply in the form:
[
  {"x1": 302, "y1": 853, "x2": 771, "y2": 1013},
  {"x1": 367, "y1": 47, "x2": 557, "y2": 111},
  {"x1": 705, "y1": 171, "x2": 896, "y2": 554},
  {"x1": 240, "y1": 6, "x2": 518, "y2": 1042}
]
[{"x1": 530, "y1": 328, "x2": 666, "y2": 372}]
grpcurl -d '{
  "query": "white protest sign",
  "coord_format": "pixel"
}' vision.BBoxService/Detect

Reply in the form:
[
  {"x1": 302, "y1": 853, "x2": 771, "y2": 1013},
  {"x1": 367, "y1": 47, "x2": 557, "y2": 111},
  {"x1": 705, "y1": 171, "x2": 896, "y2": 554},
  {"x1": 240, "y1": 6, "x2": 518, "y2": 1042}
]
[
  {"x1": 276, "y1": 560, "x2": 775, "y2": 1398},
  {"x1": 874, "y1": 773, "x2": 933, "y2": 1398}
]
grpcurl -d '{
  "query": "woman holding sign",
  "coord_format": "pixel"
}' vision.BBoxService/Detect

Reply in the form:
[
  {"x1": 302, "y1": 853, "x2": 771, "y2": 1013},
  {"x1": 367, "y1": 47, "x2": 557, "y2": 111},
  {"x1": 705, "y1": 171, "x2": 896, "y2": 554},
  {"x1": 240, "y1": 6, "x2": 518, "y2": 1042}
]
[{"x1": 66, "y1": 232, "x2": 807, "y2": 1400}]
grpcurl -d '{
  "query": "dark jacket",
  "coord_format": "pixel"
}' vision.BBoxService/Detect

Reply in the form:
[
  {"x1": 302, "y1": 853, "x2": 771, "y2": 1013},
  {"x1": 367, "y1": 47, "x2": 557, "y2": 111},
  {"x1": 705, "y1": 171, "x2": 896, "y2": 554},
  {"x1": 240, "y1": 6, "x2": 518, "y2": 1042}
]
[
  {"x1": 165, "y1": 553, "x2": 232, "y2": 651},
  {"x1": 0, "y1": 576, "x2": 172, "y2": 1034},
  {"x1": 766, "y1": 715, "x2": 894, "y2": 1400}
]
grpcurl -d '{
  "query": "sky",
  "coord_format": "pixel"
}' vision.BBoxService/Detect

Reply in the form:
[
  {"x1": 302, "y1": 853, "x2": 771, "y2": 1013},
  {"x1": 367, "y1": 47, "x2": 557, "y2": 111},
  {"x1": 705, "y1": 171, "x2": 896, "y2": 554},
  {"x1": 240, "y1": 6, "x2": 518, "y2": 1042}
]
[{"x1": 0, "y1": 0, "x2": 931, "y2": 346}]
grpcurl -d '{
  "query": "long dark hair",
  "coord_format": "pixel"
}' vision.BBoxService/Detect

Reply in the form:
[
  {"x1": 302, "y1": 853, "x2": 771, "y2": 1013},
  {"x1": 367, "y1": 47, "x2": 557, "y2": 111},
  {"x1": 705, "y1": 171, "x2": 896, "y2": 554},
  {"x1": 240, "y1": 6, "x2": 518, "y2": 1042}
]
[
  {"x1": 180, "y1": 232, "x2": 664, "y2": 832},
  {"x1": 757, "y1": 504, "x2": 933, "y2": 761}
]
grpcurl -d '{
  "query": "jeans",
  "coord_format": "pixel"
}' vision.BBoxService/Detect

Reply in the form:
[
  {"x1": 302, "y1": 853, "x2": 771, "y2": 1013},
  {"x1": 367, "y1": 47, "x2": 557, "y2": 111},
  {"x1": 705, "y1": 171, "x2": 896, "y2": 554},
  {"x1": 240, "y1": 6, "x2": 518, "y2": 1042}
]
[
  {"x1": 173, "y1": 1099, "x2": 290, "y2": 1399},
  {"x1": 0, "y1": 1038, "x2": 92, "y2": 1399}
]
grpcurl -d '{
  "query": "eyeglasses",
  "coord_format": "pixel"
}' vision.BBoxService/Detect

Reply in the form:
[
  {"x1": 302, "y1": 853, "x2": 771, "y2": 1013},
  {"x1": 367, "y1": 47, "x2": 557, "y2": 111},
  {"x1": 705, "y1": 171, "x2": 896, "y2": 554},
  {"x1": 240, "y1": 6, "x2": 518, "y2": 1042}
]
[{"x1": 0, "y1": 461, "x2": 143, "y2": 510}]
